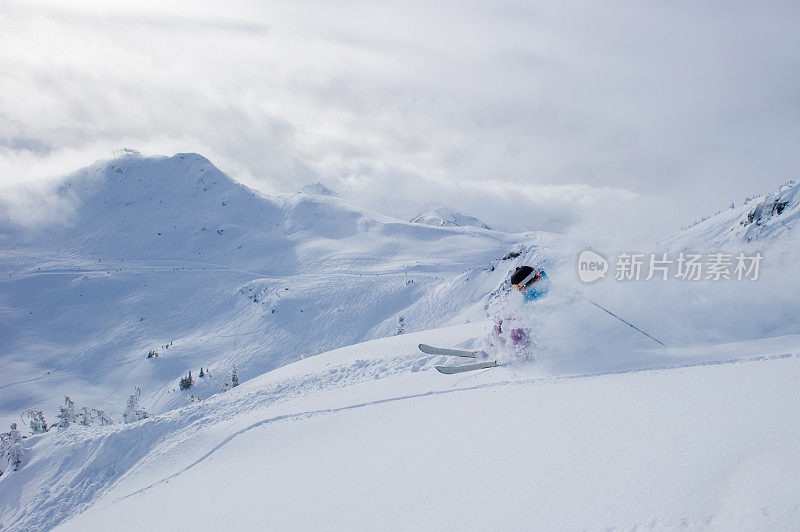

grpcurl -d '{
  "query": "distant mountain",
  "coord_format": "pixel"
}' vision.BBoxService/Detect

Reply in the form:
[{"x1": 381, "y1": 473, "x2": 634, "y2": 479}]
[
  {"x1": 299, "y1": 182, "x2": 338, "y2": 197},
  {"x1": 409, "y1": 206, "x2": 492, "y2": 230}
]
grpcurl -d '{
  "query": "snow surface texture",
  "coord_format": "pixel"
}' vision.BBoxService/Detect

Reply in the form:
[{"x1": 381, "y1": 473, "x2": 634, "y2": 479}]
[
  {"x1": 6, "y1": 326, "x2": 800, "y2": 530},
  {"x1": 2, "y1": 156, "x2": 800, "y2": 529},
  {"x1": 409, "y1": 205, "x2": 492, "y2": 230}
]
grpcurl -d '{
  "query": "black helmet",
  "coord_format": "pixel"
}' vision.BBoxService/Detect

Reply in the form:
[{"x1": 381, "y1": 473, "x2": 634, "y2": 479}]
[{"x1": 509, "y1": 265, "x2": 541, "y2": 290}]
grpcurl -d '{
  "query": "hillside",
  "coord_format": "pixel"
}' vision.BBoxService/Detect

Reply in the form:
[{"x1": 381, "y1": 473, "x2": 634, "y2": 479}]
[
  {"x1": 0, "y1": 153, "x2": 534, "y2": 429},
  {"x1": 3, "y1": 157, "x2": 800, "y2": 530},
  {"x1": 3, "y1": 323, "x2": 800, "y2": 530},
  {"x1": 665, "y1": 180, "x2": 800, "y2": 251}
]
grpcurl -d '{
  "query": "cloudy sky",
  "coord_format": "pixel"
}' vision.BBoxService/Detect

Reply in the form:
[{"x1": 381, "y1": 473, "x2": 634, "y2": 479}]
[{"x1": 1, "y1": 0, "x2": 799, "y2": 235}]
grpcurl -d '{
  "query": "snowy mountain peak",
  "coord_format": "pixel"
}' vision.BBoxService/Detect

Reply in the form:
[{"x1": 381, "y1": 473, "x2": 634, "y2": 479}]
[
  {"x1": 55, "y1": 152, "x2": 246, "y2": 205},
  {"x1": 299, "y1": 182, "x2": 338, "y2": 196},
  {"x1": 409, "y1": 206, "x2": 491, "y2": 230}
]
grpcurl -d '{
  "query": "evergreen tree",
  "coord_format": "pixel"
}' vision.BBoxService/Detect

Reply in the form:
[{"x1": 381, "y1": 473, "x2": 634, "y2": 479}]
[
  {"x1": 123, "y1": 387, "x2": 149, "y2": 423},
  {"x1": 77, "y1": 406, "x2": 92, "y2": 426},
  {"x1": 1, "y1": 423, "x2": 23, "y2": 473},
  {"x1": 179, "y1": 371, "x2": 193, "y2": 390},
  {"x1": 93, "y1": 409, "x2": 114, "y2": 425},
  {"x1": 231, "y1": 365, "x2": 239, "y2": 387},
  {"x1": 22, "y1": 410, "x2": 48, "y2": 433},
  {"x1": 199, "y1": 367, "x2": 205, "y2": 378},
  {"x1": 56, "y1": 396, "x2": 76, "y2": 428}
]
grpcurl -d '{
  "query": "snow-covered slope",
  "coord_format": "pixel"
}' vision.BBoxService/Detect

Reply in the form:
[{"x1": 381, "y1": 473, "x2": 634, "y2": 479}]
[
  {"x1": 4, "y1": 155, "x2": 800, "y2": 530},
  {"x1": 0, "y1": 153, "x2": 534, "y2": 430},
  {"x1": 409, "y1": 206, "x2": 492, "y2": 230},
  {"x1": 665, "y1": 180, "x2": 800, "y2": 251},
  {"x1": 3, "y1": 323, "x2": 800, "y2": 530}
]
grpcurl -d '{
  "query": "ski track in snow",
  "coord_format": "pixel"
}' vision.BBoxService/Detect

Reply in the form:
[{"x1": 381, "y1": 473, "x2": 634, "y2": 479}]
[
  {"x1": 31, "y1": 347, "x2": 796, "y2": 532},
  {"x1": 4, "y1": 337, "x2": 796, "y2": 532},
  {"x1": 116, "y1": 350, "x2": 799, "y2": 505}
]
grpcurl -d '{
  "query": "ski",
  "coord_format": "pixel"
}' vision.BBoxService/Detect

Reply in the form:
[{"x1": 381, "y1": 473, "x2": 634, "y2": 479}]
[
  {"x1": 435, "y1": 360, "x2": 501, "y2": 374},
  {"x1": 418, "y1": 343, "x2": 486, "y2": 358}
]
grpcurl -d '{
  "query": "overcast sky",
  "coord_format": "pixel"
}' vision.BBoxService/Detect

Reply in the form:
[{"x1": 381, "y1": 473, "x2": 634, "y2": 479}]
[{"x1": 1, "y1": 0, "x2": 799, "y2": 236}]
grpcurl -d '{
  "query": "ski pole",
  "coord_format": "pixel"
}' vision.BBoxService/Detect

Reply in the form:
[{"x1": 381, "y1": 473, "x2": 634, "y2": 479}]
[{"x1": 584, "y1": 298, "x2": 666, "y2": 347}]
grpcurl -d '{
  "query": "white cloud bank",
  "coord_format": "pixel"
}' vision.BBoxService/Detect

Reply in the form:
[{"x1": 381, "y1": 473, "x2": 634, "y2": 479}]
[{"x1": 1, "y1": 0, "x2": 799, "y2": 235}]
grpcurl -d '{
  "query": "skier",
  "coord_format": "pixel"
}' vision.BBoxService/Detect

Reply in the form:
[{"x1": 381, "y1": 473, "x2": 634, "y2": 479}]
[
  {"x1": 488, "y1": 265, "x2": 550, "y2": 354},
  {"x1": 509, "y1": 265, "x2": 550, "y2": 301},
  {"x1": 419, "y1": 264, "x2": 552, "y2": 372}
]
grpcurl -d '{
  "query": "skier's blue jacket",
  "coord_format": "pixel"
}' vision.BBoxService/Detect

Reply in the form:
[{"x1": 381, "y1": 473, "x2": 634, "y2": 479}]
[{"x1": 523, "y1": 271, "x2": 550, "y2": 302}]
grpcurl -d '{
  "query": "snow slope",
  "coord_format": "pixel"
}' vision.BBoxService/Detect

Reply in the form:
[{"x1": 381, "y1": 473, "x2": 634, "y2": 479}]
[
  {"x1": 2, "y1": 323, "x2": 799, "y2": 530},
  {"x1": 0, "y1": 153, "x2": 534, "y2": 429},
  {"x1": 665, "y1": 180, "x2": 800, "y2": 251},
  {"x1": 3, "y1": 155, "x2": 800, "y2": 530}
]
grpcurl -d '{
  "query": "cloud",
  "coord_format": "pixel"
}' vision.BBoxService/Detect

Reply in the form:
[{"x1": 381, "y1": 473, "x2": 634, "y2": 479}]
[{"x1": 1, "y1": 0, "x2": 799, "y2": 236}]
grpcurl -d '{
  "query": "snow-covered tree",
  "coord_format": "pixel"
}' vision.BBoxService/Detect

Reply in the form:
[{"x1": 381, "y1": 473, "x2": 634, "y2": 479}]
[
  {"x1": 77, "y1": 406, "x2": 93, "y2": 426},
  {"x1": 179, "y1": 371, "x2": 193, "y2": 390},
  {"x1": 0, "y1": 423, "x2": 23, "y2": 474},
  {"x1": 93, "y1": 409, "x2": 114, "y2": 426},
  {"x1": 395, "y1": 316, "x2": 405, "y2": 335},
  {"x1": 56, "y1": 396, "x2": 76, "y2": 428},
  {"x1": 231, "y1": 365, "x2": 239, "y2": 387},
  {"x1": 123, "y1": 387, "x2": 149, "y2": 424},
  {"x1": 22, "y1": 409, "x2": 48, "y2": 433}
]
